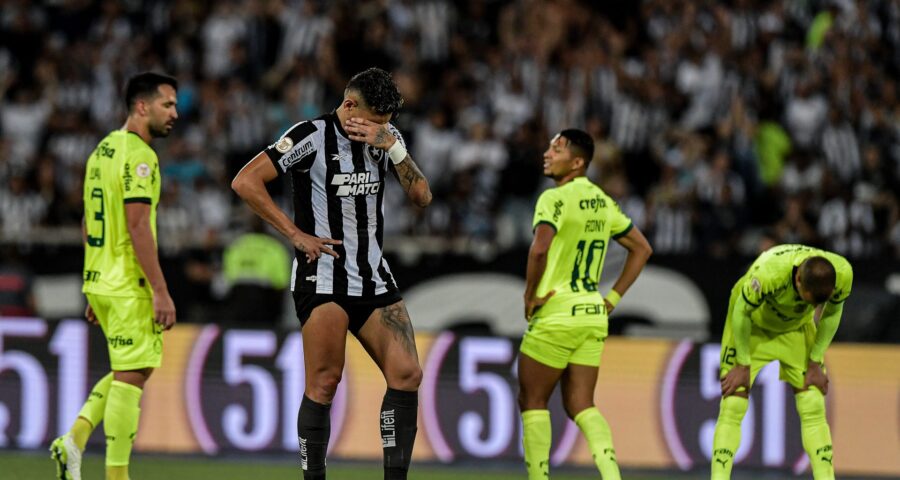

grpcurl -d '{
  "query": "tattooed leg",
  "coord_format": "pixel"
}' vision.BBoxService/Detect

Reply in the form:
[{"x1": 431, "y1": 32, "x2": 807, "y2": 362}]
[{"x1": 379, "y1": 303, "x2": 417, "y2": 356}]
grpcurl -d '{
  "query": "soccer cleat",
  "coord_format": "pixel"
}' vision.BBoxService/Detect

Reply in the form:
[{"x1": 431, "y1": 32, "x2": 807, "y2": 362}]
[{"x1": 49, "y1": 434, "x2": 82, "y2": 480}]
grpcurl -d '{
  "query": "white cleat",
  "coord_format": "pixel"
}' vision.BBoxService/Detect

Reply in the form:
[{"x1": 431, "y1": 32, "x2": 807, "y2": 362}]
[{"x1": 49, "y1": 433, "x2": 82, "y2": 480}]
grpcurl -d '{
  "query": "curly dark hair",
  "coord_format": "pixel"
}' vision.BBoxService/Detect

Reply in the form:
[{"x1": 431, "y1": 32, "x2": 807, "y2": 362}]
[{"x1": 345, "y1": 67, "x2": 404, "y2": 115}]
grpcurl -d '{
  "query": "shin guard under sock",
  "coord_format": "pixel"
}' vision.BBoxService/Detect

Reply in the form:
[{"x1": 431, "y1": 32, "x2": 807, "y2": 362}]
[
  {"x1": 381, "y1": 388, "x2": 418, "y2": 480},
  {"x1": 297, "y1": 395, "x2": 331, "y2": 480}
]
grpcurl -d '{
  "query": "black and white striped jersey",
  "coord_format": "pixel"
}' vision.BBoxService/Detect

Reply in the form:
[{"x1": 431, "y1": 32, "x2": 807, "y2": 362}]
[{"x1": 264, "y1": 111, "x2": 402, "y2": 296}]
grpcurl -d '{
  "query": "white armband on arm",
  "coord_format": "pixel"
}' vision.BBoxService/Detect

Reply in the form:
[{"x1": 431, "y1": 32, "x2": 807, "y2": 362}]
[{"x1": 387, "y1": 140, "x2": 407, "y2": 165}]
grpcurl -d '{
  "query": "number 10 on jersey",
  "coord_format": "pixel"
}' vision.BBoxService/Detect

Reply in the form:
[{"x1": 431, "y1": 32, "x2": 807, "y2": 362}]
[{"x1": 570, "y1": 239, "x2": 605, "y2": 292}]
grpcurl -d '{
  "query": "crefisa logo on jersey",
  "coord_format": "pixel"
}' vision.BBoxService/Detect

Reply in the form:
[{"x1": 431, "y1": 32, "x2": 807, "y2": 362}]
[
  {"x1": 108, "y1": 336, "x2": 134, "y2": 348},
  {"x1": 331, "y1": 171, "x2": 379, "y2": 196}
]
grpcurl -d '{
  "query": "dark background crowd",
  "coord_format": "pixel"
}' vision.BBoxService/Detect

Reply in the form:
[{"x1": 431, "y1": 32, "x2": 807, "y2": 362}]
[{"x1": 1, "y1": 0, "x2": 899, "y2": 330}]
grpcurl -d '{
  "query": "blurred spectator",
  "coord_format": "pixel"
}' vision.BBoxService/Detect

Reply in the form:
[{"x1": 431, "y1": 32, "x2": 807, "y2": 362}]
[
  {"x1": 0, "y1": 245, "x2": 36, "y2": 317},
  {"x1": 221, "y1": 216, "x2": 290, "y2": 325},
  {"x1": 0, "y1": 0, "x2": 895, "y2": 265}
]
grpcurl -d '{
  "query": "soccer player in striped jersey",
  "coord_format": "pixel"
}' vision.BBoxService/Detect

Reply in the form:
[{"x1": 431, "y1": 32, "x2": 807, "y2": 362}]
[
  {"x1": 518, "y1": 129, "x2": 653, "y2": 479},
  {"x1": 51, "y1": 72, "x2": 178, "y2": 480},
  {"x1": 232, "y1": 67, "x2": 431, "y2": 480},
  {"x1": 712, "y1": 244, "x2": 853, "y2": 480}
]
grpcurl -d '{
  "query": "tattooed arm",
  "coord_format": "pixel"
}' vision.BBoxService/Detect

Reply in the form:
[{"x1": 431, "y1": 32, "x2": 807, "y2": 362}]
[
  {"x1": 391, "y1": 154, "x2": 432, "y2": 208},
  {"x1": 344, "y1": 117, "x2": 432, "y2": 208}
]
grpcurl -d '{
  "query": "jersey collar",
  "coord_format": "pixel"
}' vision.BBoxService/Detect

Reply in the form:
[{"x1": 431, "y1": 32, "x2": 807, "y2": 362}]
[{"x1": 330, "y1": 111, "x2": 350, "y2": 139}]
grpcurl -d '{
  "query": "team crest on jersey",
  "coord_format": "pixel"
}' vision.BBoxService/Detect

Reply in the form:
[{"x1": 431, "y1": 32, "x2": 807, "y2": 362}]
[
  {"x1": 136, "y1": 163, "x2": 151, "y2": 178},
  {"x1": 275, "y1": 136, "x2": 294, "y2": 153},
  {"x1": 365, "y1": 145, "x2": 384, "y2": 164}
]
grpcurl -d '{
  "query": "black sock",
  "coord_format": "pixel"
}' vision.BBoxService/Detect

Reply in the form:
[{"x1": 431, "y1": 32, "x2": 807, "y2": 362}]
[
  {"x1": 298, "y1": 395, "x2": 331, "y2": 480},
  {"x1": 381, "y1": 388, "x2": 418, "y2": 480}
]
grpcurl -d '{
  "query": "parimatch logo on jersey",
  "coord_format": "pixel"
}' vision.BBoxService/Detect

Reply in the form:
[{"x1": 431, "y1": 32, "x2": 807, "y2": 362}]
[{"x1": 331, "y1": 171, "x2": 380, "y2": 196}]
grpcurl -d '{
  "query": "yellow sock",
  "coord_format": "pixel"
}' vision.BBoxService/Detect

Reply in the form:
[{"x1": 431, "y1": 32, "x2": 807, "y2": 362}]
[
  {"x1": 73, "y1": 372, "x2": 114, "y2": 450},
  {"x1": 711, "y1": 396, "x2": 748, "y2": 480},
  {"x1": 796, "y1": 389, "x2": 835, "y2": 480},
  {"x1": 71, "y1": 417, "x2": 94, "y2": 452},
  {"x1": 106, "y1": 465, "x2": 129, "y2": 480},
  {"x1": 104, "y1": 380, "x2": 142, "y2": 470},
  {"x1": 574, "y1": 407, "x2": 620, "y2": 480},
  {"x1": 522, "y1": 410, "x2": 551, "y2": 480}
]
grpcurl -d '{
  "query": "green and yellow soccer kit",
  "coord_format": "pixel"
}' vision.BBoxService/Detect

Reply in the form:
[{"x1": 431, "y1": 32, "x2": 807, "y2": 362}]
[
  {"x1": 720, "y1": 244, "x2": 853, "y2": 389},
  {"x1": 82, "y1": 130, "x2": 163, "y2": 370},
  {"x1": 520, "y1": 177, "x2": 633, "y2": 369}
]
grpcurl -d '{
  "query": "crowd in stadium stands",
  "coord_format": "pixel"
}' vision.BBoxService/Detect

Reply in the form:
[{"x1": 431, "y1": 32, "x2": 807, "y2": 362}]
[{"x1": 1, "y1": 0, "x2": 899, "y2": 261}]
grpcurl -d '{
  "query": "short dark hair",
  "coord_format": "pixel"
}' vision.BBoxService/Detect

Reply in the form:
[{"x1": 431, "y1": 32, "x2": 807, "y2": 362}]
[
  {"x1": 345, "y1": 67, "x2": 403, "y2": 115},
  {"x1": 559, "y1": 128, "x2": 595, "y2": 164},
  {"x1": 125, "y1": 72, "x2": 178, "y2": 111},
  {"x1": 799, "y1": 256, "x2": 836, "y2": 303}
]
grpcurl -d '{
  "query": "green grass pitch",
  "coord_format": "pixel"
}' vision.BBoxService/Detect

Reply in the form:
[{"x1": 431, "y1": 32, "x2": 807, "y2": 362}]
[{"x1": 0, "y1": 450, "x2": 885, "y2": 480}]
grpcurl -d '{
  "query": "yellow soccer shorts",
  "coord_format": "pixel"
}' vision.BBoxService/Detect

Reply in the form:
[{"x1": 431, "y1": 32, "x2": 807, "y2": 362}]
[
  {"x1": 520, "y1": 303, "x2": 608, "y2": 370},
  {"x1": 87, "y1": 293, "x2": 163, "y2": 371},
  {"x1": 719, "y1": 287, "x2": 817, "y2": 390}
]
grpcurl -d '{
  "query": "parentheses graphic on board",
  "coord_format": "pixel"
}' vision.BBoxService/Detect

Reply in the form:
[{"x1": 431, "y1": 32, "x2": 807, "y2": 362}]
[
  {"x1": 551, "y1": 405, "x2": 580, "y2": 466},
  {"x1": 185, "y1": 324, "x2": 220, "y2": 454},
  {"x1": 660, "y1": 339, "x2": 695, "y2": 470},
  {"x1": 327, "y1": 365, "x2": 349, "y2": 453},
  {"x1": 420, "y1": 331, "x2": 456, "y2": 462}
]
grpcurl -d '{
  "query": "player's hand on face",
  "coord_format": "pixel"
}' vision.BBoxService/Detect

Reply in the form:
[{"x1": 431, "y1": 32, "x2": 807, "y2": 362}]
[
  {"x1": 804, "y1": 361, "x2": 829, "y2": 395},
  {"x1": 153, "y1": 290, "x2": 176, "y2": 331},
  {"x1": 721, "y1": 364, "x2": 750, "y2": 397},
  {"x1": 345, "y1": 117, "x2": 396, "y2": 150},
  {"x1": 293, "y1": 231, "x2": 342, "y2": 263},
  {"x1": 85, "y1": 303, "x2": 99, "y2": 325},
  {"x1": 524, "y1": 290, "x2": 555, "y2": 321}
]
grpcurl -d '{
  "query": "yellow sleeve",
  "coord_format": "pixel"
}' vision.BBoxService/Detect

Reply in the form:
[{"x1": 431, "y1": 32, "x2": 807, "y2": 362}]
[
  {"x1": 607, "y1": 196, "x2": 633, "y2": 239},
  {"x1": 533, "y1": 189, "x2": 563, "y2": 232},
  {"x1": 122, "y1": 147, "x2": 158, "y2": 203},
  {"x1": 810, "y1": 302, "x2": 842, "y2": 364},
  {"x1": 731, "y1": 291, "x2": 755, "y2": 365}
]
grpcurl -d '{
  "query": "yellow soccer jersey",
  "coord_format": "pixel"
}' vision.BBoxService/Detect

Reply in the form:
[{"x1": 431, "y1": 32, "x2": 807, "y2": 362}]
[
  {"x1": 739, "y1": 244, "x2": 853, "y2": 333},
  {"x1": 532, "y1": 177, "x2": 632, "y2": 320},
  {"x1": 83, "y1": 130, "x2": 160, "y2": 298}
]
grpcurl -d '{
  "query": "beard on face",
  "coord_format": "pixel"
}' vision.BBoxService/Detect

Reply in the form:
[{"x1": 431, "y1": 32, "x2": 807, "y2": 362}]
[{"x1": 148, "y1": 121, "x2": 173, "y2": 138}]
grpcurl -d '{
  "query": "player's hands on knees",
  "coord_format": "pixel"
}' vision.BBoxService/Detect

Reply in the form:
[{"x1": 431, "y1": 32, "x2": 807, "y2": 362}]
[
  {"x1": 153, "y1": 290, "x2": 176, "y2": 331},
  {"x1": 84, "y1": 303, "x2": 99, "y2": 326},
  {"x1": 345, "y1": 117, "x2": 395, "y2": 150},
  {"x1": 524, "y1": 290, "x2": 555, "y2": 321},
  {"x1": 292, "y1": 231, "x2": 342, "y2": 263},
  {"x1": 804, "y1": 361, "x2": 829, "y2": 395},
  {"x1": 721, "y1": 364, "x2": 750, "y2": 396}
]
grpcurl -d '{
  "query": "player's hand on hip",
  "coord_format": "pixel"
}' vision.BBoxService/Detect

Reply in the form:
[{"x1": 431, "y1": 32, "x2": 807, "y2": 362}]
[
  {"x1": 152, "y1": 290, "x2": 176, "y2": 330},
  {"x1": 524, "y1": 290, "x2": 555, "y2": 321},
  {"x1": 804, "y1": 361, "x2": 829, "y2": 395},
  {"x1": 604, "y1": 299, "x2": 615, "y2": 315},
  {"x1": 721, "y1": 364, "x2": 750, "y2": 396},
  {"x1": 84, "y1": 303, "x2": 99, "y2": 326},
  {"x1": 345, "y1": 117, "x2": 396, "y2": 150},
  {"x1": 293, "y1": 231, "x2": 342, "y2": 263}
]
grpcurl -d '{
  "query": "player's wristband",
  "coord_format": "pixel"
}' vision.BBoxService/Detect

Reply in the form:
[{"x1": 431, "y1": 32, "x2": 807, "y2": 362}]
[
  {"x1": 605, "y1": 289, "x2": 621, "y2": 308},
  {"x1": 387, "y1": 140, "x2": 407, "y2": 165}
]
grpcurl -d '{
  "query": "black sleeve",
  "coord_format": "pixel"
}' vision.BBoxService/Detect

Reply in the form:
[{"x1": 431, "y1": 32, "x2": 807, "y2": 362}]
[{"x1": 265, "y1": 121, "x2": 320, "y2": 175}]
